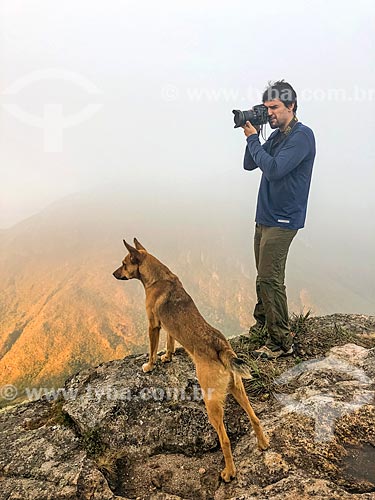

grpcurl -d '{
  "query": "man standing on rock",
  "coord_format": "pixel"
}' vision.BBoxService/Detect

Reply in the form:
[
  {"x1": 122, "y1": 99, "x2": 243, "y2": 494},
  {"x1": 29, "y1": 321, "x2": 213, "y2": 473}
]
[{"x1": 243, "y1": 80, "x2": 316, "y2": 360}]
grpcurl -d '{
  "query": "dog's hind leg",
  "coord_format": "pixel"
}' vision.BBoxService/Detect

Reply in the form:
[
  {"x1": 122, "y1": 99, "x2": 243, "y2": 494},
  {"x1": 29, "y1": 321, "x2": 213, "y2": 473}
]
[
  {"x1": 197, "y1": 363, "x2": 236, "y2": 482},
  {"x1": 161, "y1": 333, "x2": 175, "y2": 363},
  {"x1": 229, "y1": 375, "x2": 269, "y2": 450},
  {"x1": 142, "y1": 325, "x2": 160, "y2": 373},
  {"x1": 205, "y1": 393, "x2": 236, "y2": 482}
]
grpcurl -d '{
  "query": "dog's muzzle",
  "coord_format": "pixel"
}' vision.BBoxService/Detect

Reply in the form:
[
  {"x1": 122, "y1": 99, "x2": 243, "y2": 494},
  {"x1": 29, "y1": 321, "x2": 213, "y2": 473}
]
[{"x1": 112, "y1": 270, "x2": 128, "y2": 280}]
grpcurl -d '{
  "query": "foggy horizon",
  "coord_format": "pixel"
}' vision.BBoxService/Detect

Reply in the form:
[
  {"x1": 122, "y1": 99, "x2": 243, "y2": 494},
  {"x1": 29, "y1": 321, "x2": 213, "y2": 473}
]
[{"x1": 1, "y1": 0, "x2": 374, "y2": 311}]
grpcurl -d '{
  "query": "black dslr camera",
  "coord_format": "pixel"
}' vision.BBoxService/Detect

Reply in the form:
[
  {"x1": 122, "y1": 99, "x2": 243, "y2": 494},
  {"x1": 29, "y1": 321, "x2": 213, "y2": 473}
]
[{"x1": 232, "y1": 104, "x2": 268, "y2": 128}]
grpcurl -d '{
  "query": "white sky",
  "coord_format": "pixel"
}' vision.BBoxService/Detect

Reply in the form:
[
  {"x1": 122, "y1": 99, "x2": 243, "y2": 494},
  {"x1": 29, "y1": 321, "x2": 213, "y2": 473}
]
[{"x1": 0, "y1": 0, "x2": 374, "y2": 239}]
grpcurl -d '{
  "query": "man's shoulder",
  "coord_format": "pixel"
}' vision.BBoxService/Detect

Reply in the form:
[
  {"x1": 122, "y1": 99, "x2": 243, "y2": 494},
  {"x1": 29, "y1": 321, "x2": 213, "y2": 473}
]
[
  {"x1": 294, "y1": 122, "x2": 315, "y2": 139},
  {"x1": 293, "y1": 123, "x2": 316, "y2": 158}
]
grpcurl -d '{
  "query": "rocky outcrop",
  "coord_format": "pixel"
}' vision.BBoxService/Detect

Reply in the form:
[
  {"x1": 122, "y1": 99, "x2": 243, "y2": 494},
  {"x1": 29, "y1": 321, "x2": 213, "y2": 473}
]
[
  {"x1": 0, "y1": 314, "x2": 374, "y2": 499},
  {"x1": 0, "y1": 399, "x2": 121, "y2": 500}
]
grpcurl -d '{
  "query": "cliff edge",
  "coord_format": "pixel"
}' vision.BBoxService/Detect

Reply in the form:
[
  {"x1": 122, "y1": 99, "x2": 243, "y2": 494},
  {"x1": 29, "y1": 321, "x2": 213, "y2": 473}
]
[{"x1": 1, "y1": 313, "x2": 374, "y2": 499}]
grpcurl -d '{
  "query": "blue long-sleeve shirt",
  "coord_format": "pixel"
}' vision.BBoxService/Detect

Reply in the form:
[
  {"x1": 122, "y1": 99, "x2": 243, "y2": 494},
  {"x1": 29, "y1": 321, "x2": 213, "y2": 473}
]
[{"x1": 244, "y1": 122, "x2": 316, "y2": 230}]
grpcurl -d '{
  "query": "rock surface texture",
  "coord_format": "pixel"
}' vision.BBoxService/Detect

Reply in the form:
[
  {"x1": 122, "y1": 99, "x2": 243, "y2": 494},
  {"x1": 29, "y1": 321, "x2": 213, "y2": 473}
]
[{"x1": 0, "y1": 313, "x2": 374, "y2": 499}]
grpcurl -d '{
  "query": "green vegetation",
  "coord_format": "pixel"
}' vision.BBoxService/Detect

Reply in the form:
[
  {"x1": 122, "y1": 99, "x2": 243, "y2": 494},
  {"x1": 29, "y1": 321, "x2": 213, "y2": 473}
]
[
  {"x1": 48, "y1": 398, "x2": 76, "y2": 428},
  {"x1": 243, "y1": 358, "x2": 281, "y2": 399},
  {"x1": 230, "y1": 311, "x2": 313, "y2": 399},
  {"x1": 289, "y1": 310, "x2": 311, "y2": 336},
  {"x1": 82, "y1": 425, "x2": 107, "y2": 458}
]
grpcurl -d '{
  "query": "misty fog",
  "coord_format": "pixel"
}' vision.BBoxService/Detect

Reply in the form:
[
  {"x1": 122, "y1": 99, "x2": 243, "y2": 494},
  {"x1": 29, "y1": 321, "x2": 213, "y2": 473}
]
[{"x1": 0, "y1": 0, "x2": 374, "y2": 312}]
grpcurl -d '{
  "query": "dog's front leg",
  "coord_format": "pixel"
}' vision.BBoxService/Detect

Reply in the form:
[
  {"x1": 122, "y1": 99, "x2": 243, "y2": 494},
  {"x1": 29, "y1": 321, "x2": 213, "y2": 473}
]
[
  {"x1": 142, "y1": 325, "x2": 160, "y2": 373},
  {"x1": 161, "y1": 333, "x2": 175, "y2": 363}
]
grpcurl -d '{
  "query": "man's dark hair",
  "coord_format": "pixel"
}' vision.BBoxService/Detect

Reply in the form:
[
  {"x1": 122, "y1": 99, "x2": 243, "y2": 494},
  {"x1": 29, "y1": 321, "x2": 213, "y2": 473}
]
[{"x1": 262, "y1": 80, "x2": 298, "y2": 114}]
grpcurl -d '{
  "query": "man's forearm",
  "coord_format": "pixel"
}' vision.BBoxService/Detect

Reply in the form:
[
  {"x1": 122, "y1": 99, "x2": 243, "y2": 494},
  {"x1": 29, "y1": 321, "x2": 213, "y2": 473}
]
[
  {"x1": 243, "y1": 145, "x2": 259, "y2": 171},
  {"x1": 246, "y1": 132, "x2": 309, "y2": 181}
]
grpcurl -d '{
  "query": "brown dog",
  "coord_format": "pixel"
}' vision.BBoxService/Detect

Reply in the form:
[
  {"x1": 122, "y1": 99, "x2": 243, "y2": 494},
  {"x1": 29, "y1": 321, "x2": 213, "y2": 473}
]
[{"x1": 113, "y1": 238, "x2": 269, "y2": 481}]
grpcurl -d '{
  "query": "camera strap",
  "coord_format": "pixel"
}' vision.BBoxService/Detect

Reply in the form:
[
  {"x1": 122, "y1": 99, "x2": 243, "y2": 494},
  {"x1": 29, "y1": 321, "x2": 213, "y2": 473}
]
[{"x1": 269, "y1": 115, "x2": 298, "y2": 154}]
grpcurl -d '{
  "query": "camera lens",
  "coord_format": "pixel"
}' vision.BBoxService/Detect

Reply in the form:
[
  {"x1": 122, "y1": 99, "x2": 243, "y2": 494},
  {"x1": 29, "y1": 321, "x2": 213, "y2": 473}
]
[{"x1": 232, "y1": 110, "x2": 246, "y2": 128}]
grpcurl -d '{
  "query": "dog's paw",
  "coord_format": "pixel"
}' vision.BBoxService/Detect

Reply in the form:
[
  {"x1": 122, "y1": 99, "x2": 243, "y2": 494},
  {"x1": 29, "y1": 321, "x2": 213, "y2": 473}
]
[
  {"x1": 220, "y1": 467, "x2": 236, "y2": 482},
  {"x1": 161, "y1": 353, "x2": 172, "y2": 363},
  {"x1": 257, "y1": 435, "x2": 270, "y2": 451},
  {"x1": 142, "y1": 362, "x2": 155, "y2": 373}
]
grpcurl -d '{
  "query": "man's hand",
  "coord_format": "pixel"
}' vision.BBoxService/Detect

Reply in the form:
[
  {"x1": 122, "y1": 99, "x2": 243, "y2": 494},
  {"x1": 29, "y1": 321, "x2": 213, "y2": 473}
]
[{"x1": 243, "y1": 120, "x2": 259, "y2": 138}]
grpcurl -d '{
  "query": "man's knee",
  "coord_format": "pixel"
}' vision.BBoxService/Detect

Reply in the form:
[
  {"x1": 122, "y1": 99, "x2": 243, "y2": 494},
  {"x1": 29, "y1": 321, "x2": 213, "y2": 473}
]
[{"x1": 258, "y1": 276, "x2": 284, "y2": 288}]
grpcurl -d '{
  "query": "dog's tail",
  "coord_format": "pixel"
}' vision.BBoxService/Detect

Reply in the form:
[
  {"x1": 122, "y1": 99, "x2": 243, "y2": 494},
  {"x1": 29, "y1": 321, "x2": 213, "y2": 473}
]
[
  {"x1": 219, "y1": 348, "x2": 253, "y2": 379},
  {"x1": 231, "y1": 357, "x2": 253, "y2": 379}
]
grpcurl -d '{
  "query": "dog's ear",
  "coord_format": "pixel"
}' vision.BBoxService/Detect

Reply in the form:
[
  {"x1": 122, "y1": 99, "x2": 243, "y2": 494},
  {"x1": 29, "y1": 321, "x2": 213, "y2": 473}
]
[
  {"x1": 133, "y1": 238, "x2": 147, "y2": 252},
  {"x1": 123, "y1": 239, "x2": 143, "y2": 264},
  {"x1": 123, "y1": 239, "x2": 134, "y2": 252}
]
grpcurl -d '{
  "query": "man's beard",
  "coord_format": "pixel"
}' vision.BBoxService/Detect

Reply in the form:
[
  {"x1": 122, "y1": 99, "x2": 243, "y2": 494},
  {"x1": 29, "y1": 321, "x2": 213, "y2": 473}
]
[{"x1": 269, "y1": 118, "x2": 278, "y2": 129}]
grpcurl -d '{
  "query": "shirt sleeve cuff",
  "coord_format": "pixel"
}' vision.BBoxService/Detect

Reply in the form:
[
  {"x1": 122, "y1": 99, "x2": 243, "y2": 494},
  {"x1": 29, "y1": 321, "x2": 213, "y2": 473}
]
[{"x1": 246, "y1": 134, "x2": 260, "y2": 144}]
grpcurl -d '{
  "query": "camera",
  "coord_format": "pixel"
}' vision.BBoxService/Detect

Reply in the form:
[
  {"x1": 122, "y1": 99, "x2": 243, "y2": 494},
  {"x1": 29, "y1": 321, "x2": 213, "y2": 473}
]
[{"x1": 232, "y1": 104, "x2": 268, "y2": 128}]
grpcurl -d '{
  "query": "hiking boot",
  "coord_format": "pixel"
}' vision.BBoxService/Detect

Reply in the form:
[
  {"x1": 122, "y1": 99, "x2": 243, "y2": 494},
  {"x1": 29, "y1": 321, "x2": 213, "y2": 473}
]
[{"x1": 252, "y1": 344, "x2": 294, "y2": 360}]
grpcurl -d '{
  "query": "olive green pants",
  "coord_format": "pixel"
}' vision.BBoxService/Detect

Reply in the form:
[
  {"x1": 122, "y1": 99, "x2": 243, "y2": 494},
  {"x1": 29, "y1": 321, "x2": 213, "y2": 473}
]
[{"x1": 253, "y1": 223, "x2": 297, "y2": 351}]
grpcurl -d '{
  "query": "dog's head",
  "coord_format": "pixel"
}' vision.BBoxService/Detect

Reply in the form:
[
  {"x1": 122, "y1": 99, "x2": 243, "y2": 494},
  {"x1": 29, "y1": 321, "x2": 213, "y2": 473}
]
[{"x1": 112, "y1": 238, "x2": 147, "y2": 281}]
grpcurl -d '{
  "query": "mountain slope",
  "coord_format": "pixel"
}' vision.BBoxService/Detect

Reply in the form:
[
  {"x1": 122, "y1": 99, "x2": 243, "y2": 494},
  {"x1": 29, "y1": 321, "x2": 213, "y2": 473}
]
[
  {"x1": 0, "y1": 186, "x2": 256, "y2": 392},
  {"x1": 0, "y1": 183, "x2": 373, "y2": 393}
]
